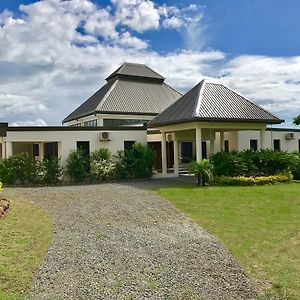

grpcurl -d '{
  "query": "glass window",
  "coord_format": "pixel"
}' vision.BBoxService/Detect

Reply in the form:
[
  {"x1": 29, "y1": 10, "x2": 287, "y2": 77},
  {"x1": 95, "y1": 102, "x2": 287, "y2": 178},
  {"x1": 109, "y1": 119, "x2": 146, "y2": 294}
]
[
  {"x1": 224, "y1": 140, "x2": 229, "y2": 152},
  {"x1": 250, "y1": 139, "x2": 258, "y2": 151},
  {"x1": 72, "y1": 123, "x2": 81, "y2": 127},
  {"x1": 274, "y1": 139, "x2": 281, "y2": 151},
  {"x1": 83, "y1": 119, "x2": 97, "y2": 127},
  {"x1": 44, "y1": 142, "x2": 58, "y2": 159},
  {"x1": 124, "y1": 141, "x2": 136, "y2": 150},
  {"x1": 103, "y1": 119, "x2": 148, "y2": 127}
]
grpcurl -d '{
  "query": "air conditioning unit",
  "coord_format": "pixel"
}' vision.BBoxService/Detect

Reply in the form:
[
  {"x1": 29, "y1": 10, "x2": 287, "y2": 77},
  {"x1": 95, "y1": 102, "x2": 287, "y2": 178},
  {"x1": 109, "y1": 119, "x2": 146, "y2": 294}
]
[
  {"x1": 286, "y1": 132, "x2": 295, "y2": 140},
  {"x1": 100, "y1": 131, "x2": 110, "y2": 141}
]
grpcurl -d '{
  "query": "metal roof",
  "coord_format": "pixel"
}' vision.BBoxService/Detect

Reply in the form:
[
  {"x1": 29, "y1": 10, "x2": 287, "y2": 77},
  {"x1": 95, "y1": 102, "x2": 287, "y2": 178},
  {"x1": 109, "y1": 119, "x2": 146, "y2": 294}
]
[
  {"x1": 149, "y1": 80, "x2": 284, "y2": 127},
  {"x1": 106, "y1": 62, "x2": 164, "y2": 81},
  {"x1": 63, "y1": 64, "x2": 181, "y2": 123}
]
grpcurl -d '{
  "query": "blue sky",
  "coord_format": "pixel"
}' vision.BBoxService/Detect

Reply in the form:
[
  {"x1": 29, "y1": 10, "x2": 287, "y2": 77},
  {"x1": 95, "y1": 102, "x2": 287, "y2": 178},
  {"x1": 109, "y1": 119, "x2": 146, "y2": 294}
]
[{"x1": 0, "y1": 0, "x2": 299, "y2": 126}]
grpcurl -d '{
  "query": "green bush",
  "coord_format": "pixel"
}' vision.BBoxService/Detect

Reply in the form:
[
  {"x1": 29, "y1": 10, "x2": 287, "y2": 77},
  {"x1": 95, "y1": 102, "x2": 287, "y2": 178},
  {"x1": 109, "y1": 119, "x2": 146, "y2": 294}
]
[
  {"x1": 189, "y1": 159, "x2": 213, "y2": 186},
  {"x1": 90, "y1": 159, "x2": 116, "y2": 182},
  {"x1": 66, "y1": 149, "x2": 89, "y2": 182},
  {"x1": 211, "y1": 149, "x2": 295, "y2": 177},
  {"x1": 39, "y1": 157, "x2": 63, "y2": 184},
  {"x1": 118, "y1": 143, "x2": 155, "y2": 178},
  {"x1": 210, "y1": 150, "x2": 247, "y2": 177},
  {"x1": 290, "y1": 152, "x2": 300, "y2": 179},
  {"x1": 90, "y1": 148, "x2": 111, "y2": 161},
  {"x1": 0, "y1": 153, "x2": 39, "y2": 185},
  {"x1": 210, "y1": 173, "x2": 292, "y2": 186}
]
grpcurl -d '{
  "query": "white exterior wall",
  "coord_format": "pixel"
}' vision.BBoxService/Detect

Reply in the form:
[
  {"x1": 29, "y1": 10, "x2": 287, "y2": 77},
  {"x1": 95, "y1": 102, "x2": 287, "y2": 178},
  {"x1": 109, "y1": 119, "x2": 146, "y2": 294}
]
[{"x1": 3, "y1": 129, "x2": 147, "y2": 165}]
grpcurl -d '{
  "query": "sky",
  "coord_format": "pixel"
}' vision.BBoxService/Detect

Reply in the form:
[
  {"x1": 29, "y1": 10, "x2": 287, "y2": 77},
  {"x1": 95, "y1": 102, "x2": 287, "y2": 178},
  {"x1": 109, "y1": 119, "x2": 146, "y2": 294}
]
[{"x1": 0, "y1": 0, "x2": 300, "y2": 127}]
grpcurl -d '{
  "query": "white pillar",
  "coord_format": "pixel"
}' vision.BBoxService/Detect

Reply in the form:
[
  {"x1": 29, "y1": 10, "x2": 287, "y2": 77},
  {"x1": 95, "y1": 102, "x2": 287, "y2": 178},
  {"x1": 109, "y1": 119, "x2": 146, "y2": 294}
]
[
  {"x1": 260, "y1": 128, "x2": 266, "y2": 149},
  {"x1": 0, "y1": 142, "x2": 4, "y2": 159},
  {"x1": 173, "y1": 138, "x2": 179, "y2": 176},
  {"x1": 195, "y1": 127, "x2": 202, "y2": 162},
  {"x1": 39, "y1": 143, "x2": 44, "y2": 160},
  {"x1": 220, "y1": 132, "x2": 224, "y2": 151},
  {"x1": 6, "y1": 142, "x2": 12, "y2": 157},
  {"x1": 161, "y1": 132, "x2": 167, "y2": 175}
]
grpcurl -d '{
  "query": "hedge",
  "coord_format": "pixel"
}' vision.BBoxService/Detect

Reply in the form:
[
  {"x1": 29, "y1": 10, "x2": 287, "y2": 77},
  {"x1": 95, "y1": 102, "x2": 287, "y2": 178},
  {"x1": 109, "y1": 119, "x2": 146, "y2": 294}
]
[{"x1": 210, "y1": 173, "x2": 293, "y2": 186}]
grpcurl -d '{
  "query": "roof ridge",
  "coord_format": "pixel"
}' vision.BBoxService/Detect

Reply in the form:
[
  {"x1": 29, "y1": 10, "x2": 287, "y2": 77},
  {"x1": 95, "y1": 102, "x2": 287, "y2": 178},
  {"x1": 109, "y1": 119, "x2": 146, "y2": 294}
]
[
  {"x1": 95, "y1": 79, "x2": 119, "y2": 111},
  {"x1": 195, "y1": 79, "x2": 206, "y2": 118}
]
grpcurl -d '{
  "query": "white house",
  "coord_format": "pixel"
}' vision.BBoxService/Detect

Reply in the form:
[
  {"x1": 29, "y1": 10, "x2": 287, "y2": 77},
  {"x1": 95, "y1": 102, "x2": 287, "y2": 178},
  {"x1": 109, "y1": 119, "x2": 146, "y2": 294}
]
[{"x1": 0, "y1": 62, "x2": 299, "y2": 176}]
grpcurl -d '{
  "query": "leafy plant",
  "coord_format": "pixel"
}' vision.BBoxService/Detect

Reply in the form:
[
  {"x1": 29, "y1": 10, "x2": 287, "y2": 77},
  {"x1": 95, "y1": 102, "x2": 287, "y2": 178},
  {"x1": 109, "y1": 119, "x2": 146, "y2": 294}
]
[
  {"x1": 39, "y1": 157, "x2": 63, "y2": 184},
  {"x1": 293, "y1": 115, "x2": 300, "y2": 125},
  {"x1": 90, "y1": 148, "x2": 111, "y2": 161},
  {"x1": 118, "y1": 143, "x2": 155, "y2": 178},
  {"x1": 189, "y1": 159, "x2": 213, "y2": 186},
  {"x1": 90, "y1": 159, "x2": 116, "y2": 182},
  {"x1": 66, "y1": 149, "x2": 89, "y2": 182}
]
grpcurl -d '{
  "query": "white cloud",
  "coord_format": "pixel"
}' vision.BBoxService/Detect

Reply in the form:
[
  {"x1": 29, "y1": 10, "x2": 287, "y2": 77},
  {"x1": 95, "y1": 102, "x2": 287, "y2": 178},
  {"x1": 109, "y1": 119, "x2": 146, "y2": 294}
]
[
  {"x1": 0, "y1": 0, "x2": 299, "y2": 127},
  {"x1": 11, "y1": 119, "x2": 48, "y2": 126},
  {"x1": 118, "y1": 32, "x2": 148, "y2": 49},
  {"x1": 162, "y1": 16, "x2": 183, "y2": 29}
]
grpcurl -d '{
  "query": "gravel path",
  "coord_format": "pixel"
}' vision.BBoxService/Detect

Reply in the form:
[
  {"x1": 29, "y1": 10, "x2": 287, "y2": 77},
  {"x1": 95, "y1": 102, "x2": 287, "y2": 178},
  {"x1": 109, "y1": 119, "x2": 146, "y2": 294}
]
[{"x1": 4, "y1": 179, "x2": 258, "y2": 299}]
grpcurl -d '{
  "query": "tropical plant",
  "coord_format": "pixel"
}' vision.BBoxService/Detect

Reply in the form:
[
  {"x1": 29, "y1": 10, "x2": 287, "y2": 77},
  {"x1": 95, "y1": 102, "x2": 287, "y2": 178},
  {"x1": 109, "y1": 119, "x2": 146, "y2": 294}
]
[
  {"x1": 66, "y1": 149, "x2": 89, "y2": 182},
  {"x1": 189, "y1": 159, "x2": 213, "y2": 186}
]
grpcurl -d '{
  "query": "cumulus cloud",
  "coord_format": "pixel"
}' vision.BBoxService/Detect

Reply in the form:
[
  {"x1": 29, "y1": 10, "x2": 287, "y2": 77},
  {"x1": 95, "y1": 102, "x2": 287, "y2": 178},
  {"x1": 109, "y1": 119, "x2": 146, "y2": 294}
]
[
  {"x1": 11, "y1": 119, "x2": 48, "y2": 126},
  {"x1": 0, "y1": 0, "x2": 299, "y2": 127}
]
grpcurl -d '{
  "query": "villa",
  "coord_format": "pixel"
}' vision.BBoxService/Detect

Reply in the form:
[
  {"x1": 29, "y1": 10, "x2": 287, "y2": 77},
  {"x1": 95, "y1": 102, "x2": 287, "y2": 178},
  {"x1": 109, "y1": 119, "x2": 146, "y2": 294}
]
[{"x1": 0, "y1": 62, "x2": 300, "y2": 176}]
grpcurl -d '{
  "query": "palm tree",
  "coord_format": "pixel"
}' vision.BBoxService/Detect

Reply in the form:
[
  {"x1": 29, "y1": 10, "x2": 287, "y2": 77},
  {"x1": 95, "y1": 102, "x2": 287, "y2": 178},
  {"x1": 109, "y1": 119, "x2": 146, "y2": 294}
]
[
  {"x1": 189, "y1": 159, "x2": 213, "y2": 186},
  {"x1": 293, "y1": 115, "x2": 300, "y2": 126}
]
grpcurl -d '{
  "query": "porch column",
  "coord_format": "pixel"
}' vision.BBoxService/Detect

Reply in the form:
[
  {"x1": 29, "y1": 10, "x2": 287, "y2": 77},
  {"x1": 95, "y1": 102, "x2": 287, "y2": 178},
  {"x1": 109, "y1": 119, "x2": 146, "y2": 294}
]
[
  {"x1": 260, "y1": 128, "x2": 266, "y2": 149},
  {"x1": 1, "y1": 142, "x2": 4, "y2": 159},
  {"x1": 173, "y1": 138, "x2": 179, "y2": 176},
  {"x1": 161, "y1": 132, "x2": 167, "y2": 175},
  {"x1": 220, "y1": 132, "x2": 224, "y2": 151},
  {"x1": 39, "y1": 143, "x2": 44, "y2": 160},
  {"x1": 6, "y1": 141, "x2": 12, "y2": 158},
  {"x1": 195, "y1": 126, "x2": 202, "y2": 162}
]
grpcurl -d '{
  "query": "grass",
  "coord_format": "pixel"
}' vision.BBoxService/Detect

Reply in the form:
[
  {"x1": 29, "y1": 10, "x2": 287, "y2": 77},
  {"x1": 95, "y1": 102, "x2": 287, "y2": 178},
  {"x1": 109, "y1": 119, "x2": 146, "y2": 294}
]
[
  {"x1": 157, "y1": 183, "x2": 300, "y2": 300},
  {"x1": 0, "y1": 195, "x2": 52, "y2": 300}
]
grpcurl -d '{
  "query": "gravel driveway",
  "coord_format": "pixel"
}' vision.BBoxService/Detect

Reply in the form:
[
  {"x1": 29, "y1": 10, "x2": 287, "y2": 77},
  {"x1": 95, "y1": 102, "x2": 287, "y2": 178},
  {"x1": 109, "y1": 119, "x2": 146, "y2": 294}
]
[{"x1": 5, "y1": 179, "x2": 258, "y2": 299}]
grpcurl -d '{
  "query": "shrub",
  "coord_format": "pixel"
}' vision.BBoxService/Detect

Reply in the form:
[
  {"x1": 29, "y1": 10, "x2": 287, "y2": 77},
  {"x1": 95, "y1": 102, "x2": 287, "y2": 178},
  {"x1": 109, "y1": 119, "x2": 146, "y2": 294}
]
[
  {"x1": 90, "y1": 159, "x2": 116, "y2": 182},
  {"x1": 66, "y1": 149, "x2": 89, "y2": 182},
  {"x1": 39, "y1": 157, "x2": 63, "y2": 184},
  {"x1": 290, "y1": 152, "x2": 300, "y2": 179},
  {"x1": 210, "y1": 150, "x2": 247, "y2": 177},
  {"x1": 0, "y1": 153, "x2": 39, "y2": 185},
  {"x1": 210, "y1": 173, "x2": 292, "y2": 186},
  {"x1": 118, "y1": 143, "x2": 155, "y2": 178},
  {"x1": 90, "y1": 148, "x2": 111, "y2": 161}
]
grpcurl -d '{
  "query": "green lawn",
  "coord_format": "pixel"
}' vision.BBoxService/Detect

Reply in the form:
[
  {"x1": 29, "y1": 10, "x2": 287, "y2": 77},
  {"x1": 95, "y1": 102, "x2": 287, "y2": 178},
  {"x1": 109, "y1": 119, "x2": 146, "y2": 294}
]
[
  {"x1": 0, "y1": 195, "x2": 52, "y2": 300},
  {"x1": 157, "y1": 183, "x2": 300, "y2": 300}
]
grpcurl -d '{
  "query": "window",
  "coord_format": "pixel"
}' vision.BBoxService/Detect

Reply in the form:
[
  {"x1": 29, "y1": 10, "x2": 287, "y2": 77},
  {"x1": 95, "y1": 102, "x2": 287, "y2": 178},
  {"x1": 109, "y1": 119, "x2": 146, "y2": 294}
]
[
  {"x1": 72, "y1": 123, "x2": 81, "y2": 127},
  {"x1": 250, "y1": 139, "x2": 258, "y2": 151},
  {"x1": 83, "y1": 119, "x2": 97, "y2": 127},
  {"x1": 103, "y1": 119, "x2": 148, "y2": 127},
  {"x1": 274, "y1": 139, "x2": 281, "y2": 151},
  {"x1": 124, "y1": 141, "x2": 135, "y2": 150},
  {"x1": 224, "y1": 140, "x2": 229, "y2": 152},
  {"x1": 77, "y1": 141, "x2": 90, "y2": 156},
  {"x1": 44, "y1": 142, "x2": 58, "y2": 159}
]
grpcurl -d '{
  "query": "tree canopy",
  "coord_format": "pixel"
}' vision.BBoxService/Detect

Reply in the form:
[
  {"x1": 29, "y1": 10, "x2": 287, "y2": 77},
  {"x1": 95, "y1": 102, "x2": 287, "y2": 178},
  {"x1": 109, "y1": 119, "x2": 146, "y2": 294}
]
[{"x1": 293, "y1": 115, "x2": 300, "y2": 125}]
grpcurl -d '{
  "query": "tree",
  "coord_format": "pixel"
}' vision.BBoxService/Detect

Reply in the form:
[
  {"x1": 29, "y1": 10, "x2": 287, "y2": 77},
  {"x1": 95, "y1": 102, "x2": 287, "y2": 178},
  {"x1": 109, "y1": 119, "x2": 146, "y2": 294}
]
[
  {"x1": 293, "y1": 115, "x2": 300, "y2": 125},
  {"x1": 189, "y1": 159, "x2": 213, "y2": 186}
]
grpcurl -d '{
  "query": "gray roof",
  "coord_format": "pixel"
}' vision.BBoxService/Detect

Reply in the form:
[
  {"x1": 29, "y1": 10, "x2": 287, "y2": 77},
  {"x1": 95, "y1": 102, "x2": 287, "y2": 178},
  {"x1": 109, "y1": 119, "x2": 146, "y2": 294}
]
[
  {"x1": 149, "y1": 80, "x2": 283, "y2": 127},
  {"x1": 63, "y1": 63, "x2": 181, "y2": 123},
  {"x1": 106, "y1": 62, "x2": 164, "y2": 81}
]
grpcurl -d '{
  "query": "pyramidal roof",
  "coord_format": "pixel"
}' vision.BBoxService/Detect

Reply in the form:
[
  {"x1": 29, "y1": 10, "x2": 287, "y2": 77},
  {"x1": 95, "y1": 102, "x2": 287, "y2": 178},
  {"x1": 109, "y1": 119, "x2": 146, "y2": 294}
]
[
  {"x1": 106, "y1": 62, "x2": 164, "y2": 81},
  {"x1": 149, "y1": 80, "x2": 283, "y2": 127},
  {"x1": 63, "y1": 63, "x2": 181, "y2": 123}
]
